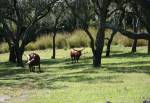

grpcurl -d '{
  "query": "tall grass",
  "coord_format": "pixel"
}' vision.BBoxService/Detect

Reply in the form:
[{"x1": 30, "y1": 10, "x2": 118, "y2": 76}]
[
  {"x1": 56, "y1": 34, "x2": 68, "y2": 49},
  {"x1": 67, "y1": 30, "x2": 90, "y2": 48},
  {"x1": 26, "y1": 35, "x2": 52, "y2": 51},
  {"x1": 113, "y1": 33, "x2": 147, "y2": 47},
  {"x1": 0, "y1": 28, "x2": 148, "y2": 53},
  {"x1": 0, "y1": 43, "x2": 9, "y2": 53}
]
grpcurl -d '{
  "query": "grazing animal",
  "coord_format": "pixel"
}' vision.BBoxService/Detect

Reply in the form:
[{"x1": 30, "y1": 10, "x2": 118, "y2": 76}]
[
  {"x1": 70, "y1": 48, "x2": 84, "y2": 63},
  {"x1": 27, "y1": 53, "x2": 41, "y2": 72}
]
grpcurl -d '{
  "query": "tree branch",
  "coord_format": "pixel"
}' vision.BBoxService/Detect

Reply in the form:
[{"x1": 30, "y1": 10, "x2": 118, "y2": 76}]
[{"x1": 105, "y1": 24, "x2": 150, "y2": 40}]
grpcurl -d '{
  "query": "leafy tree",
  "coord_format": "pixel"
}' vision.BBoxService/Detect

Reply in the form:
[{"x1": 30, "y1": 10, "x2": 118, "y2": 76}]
[
  {"x1": 40, "y1": 1, "x2": 67, "y2": 59},
  {"x1": 0, "y1": 0, "x2": 59, "y2": 66}
]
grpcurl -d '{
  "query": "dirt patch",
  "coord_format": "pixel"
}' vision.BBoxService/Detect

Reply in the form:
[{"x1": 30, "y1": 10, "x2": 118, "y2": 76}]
[{"x1": 0, "y1": 95, "x2": 11, "y2": 103}]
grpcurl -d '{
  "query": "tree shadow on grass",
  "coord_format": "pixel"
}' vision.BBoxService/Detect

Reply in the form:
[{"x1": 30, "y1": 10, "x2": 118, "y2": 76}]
[
  {"x1": 102, "y1": 53, "x2": 150, "y2": 74},
  {"x1": 50, "y1": 75, "x2": 123, "y2": 84},
  {"x1": 109, "y1": 52, "x2": 150, "y2": 58},
  {"x1": 103, "y1": 65, "x2": 150, "y2": 74},
  {"x1": 0, "y1": 52, "x2": 150, "y2": 90},
  {"x1": 0, "y1": 71, "x2": 123, "y2": 89},
  {"x1": 41, "y1": 56, "x2": 92, "y2": 65},
  {"x1": 0, "y1": 58, "x2": 122, "y2": 90},
  {"x1": 0, "y1": 62, "x2": 27, "y2": 77}
]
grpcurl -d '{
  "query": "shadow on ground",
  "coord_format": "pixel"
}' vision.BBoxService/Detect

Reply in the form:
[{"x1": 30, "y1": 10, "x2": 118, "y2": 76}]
[{"x1": 0, "y1": 52, "x2": 149, "y2": 89}]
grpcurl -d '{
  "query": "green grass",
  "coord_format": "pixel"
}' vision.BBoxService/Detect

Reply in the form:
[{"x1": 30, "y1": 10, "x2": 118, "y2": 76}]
[{"x1": 0, "y1": 46, "x2": 150, "y2": 103}]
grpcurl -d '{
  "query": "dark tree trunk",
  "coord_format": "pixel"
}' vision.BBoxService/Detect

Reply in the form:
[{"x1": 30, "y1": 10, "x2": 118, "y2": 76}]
[
  {"x1": 132, "y1": 39, "x2": 137, "y2": 53},
  {"x1": 93, "y1": 20, "x2": 106, "y2": 67},
  {"x1": 131, "y1": 16, "x2": 138, "y2": 53},
  {"x1": 16, "y1": 43, "x2": 25, "y2": 67},
  {"x1": 52, "y1": 32, "x2": 56, "y2": 59},
  {"x1": 93, "y1": 28, "x2": 105, "y2": 67},
  {"x1": 9, "y1": 45, "x2": 16, "y2": 63},
  {"x1": 106, "y1": 31, "x2": 116, "y2": 57},
  {"x1": 148, "y1": 40, "x2": 150, "y2": 54},
  {"x1": 93, "y1": 0, "x2": 109, "y2": 67}
]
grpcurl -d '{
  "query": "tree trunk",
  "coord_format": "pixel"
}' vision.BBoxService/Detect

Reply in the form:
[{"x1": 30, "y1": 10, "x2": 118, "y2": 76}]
[
  {"x1": 106, "y1": 31, "x2": 116, "y2": 57},
  {"x1": 148, "y1": 40, "x2": 150, "y2": 54},
  {"x1": 93, "y1": 0, "x2": 108, "y2": 67},
  {"x1": 9, "y1": 45, "x2": 16, "y2": 63},
  {"x1": 84, "y1": 28, "x2": 95, "y2": 55},
  {"x1": 131, "y1": 16, "x2": 138, "y2": 53},
  {"x1": 52, "y1": 32, "x2": 56, "y2": 59},
  {"x1": 93, "y1": 27, "x2": 105, "y2": 67},
  {"x1": 93, "y1": 18, "x2": 106, "y2": 67},
  {"x1": 132, "y1": 39, "x2": 137, "y2": 53},
  {"x1": 16, "y1": 43, "x2": 25, "y2": 67}
]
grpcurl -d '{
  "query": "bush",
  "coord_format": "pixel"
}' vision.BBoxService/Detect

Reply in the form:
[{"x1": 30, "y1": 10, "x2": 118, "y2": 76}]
[
  {"x1": 56, "y1": 34, "x2": 68, "y2": 49},
  {"x1": 26, "y1": 43, "x2": 37, "y2": 51},
  {"x1": 67, "y1": 30, "x2": 89, "y2": 48},
  {"x1": 26, "y1": 35, "x2": 52, "y2": 51},
  {"x1": 113, "y1": 33, "x2": 147, "y2": 47},
  {"x1": 0, "y1": 43, "x2": 9, "y2": 53}
]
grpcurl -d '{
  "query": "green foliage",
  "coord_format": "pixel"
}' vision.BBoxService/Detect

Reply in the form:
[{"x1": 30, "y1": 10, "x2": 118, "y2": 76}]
[
  {"x1": 56, "y1": 34, "x2": 68, "y2": 49},
  {"x1": 26, "y1": 35, "x2": 52, "y2": 50},
  {"x1": 67, "y1": 30, "x2": 89, "y2": 48},
  {"x1": 0, "y1": 43, "x2": 9, "y2": 53}
]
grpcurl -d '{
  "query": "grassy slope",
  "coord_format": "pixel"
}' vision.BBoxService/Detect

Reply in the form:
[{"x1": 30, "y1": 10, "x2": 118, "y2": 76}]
[{"x1": 0, "y1": 46, "x2": 150, "y2": 103}]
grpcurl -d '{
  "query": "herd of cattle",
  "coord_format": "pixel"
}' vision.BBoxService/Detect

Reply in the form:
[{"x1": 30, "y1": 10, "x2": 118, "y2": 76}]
[{"x1": 26, "y1": 48, "x2": 84, "y2": 72}]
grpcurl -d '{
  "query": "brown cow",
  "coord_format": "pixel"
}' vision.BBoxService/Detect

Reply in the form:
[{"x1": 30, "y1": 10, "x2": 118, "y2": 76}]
[
  {"x1": 27, "y1": 53, "x2": 41, "y2": 72},
  {"x1": 70, "y1": 48, "x2": 84, "y2": 63}
]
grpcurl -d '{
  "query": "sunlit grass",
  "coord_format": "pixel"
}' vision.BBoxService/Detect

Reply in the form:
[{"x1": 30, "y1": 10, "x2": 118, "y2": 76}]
[{"x1": 0, "y1": 46, "x2": 150, "y2": 103}]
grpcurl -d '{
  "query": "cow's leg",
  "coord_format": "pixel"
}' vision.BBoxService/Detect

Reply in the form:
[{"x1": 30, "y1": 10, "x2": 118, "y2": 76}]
[
  {"x1": 77, "y1": 58, "x2": 79, "y2": 63},
  {"x1": 33, "y1": 66, "x2": 35, "y2": 72},
  {"x1": 77, "y1": 57, "x2": 79, "y2": 63},
  {"x1": 75, "y1": 57, "x2": 77, "y2": 63},
  {"x1": 31, "y1": 66, "x2": 33, "y2": 72},
  {"x1": 71, "y1": 57, "x2": 74, "y2": 63},
  {"x1": 31, "y1": 66, "x2": 34, "y2": 72},
  {"x1": 39, "y1": 64, "x2": 41, "y2": 72},
  {"x1": 29, "y1": 67, "x2": 32, "y2": 72},
  {"x1": 71, "y1": 57, "x2": 73, "y2": 63},
  {"x1": 29, "y1": 65, "x2": 32, "y2": 72}
]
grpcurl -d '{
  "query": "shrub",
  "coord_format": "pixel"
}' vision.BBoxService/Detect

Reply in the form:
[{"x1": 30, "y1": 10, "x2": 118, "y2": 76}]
[
  {"x1": 67, "y1": 30, "x2": 89, "y2": 48},
  {"x1": 137, "y1": 40, "x2": 147, "y2": 46},
  {"x1": 26, "y1": 43, "x2": 38, "y2": 51},
  {"x1": 0, "y1": 43, "x2": 9, "y2": 53},
  {"x1": 26, "y1": 35, "x2": 52, "y2": 51},
  {"x1": 56, "y1": 34, "x2": 68, "y2": 49}
]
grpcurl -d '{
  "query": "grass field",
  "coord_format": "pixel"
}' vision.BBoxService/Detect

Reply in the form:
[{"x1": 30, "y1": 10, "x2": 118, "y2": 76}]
[{"x1": 0, "y1": 46, "x2": 150, "y2": 103}]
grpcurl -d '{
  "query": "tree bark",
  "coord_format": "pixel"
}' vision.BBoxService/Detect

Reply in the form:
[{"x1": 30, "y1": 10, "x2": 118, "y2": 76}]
[
  {"x1": 9, "y1": 44, "x2": 16, "y2": 63},
  {"x1": 132, "y1": 39, "x2": 137, "y2": 53},
  {"x1": 93, "y1": 15, "x2": 106, "y2": 67},
  {"x1": 52, "y1": 32, "x2": 56, "y2": 59},
  {"x1": 92, "y1": 0, "x2": 109, "y2": 67},
  {"x1": 131, "y1": 16, "x2": 138, "y2": 53},
  {"x1": 16, "y1": 43, "x2": 25, "y2": 67},
  {"x1": 148, "y1": 40, "x2": 150, "y2": 54},
  {"x1": 106, "y1": 31, "x2": 116, "y2": 57},
  {"x1": 93, "y1": 27, "x2": 105, "y2": 67}
]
